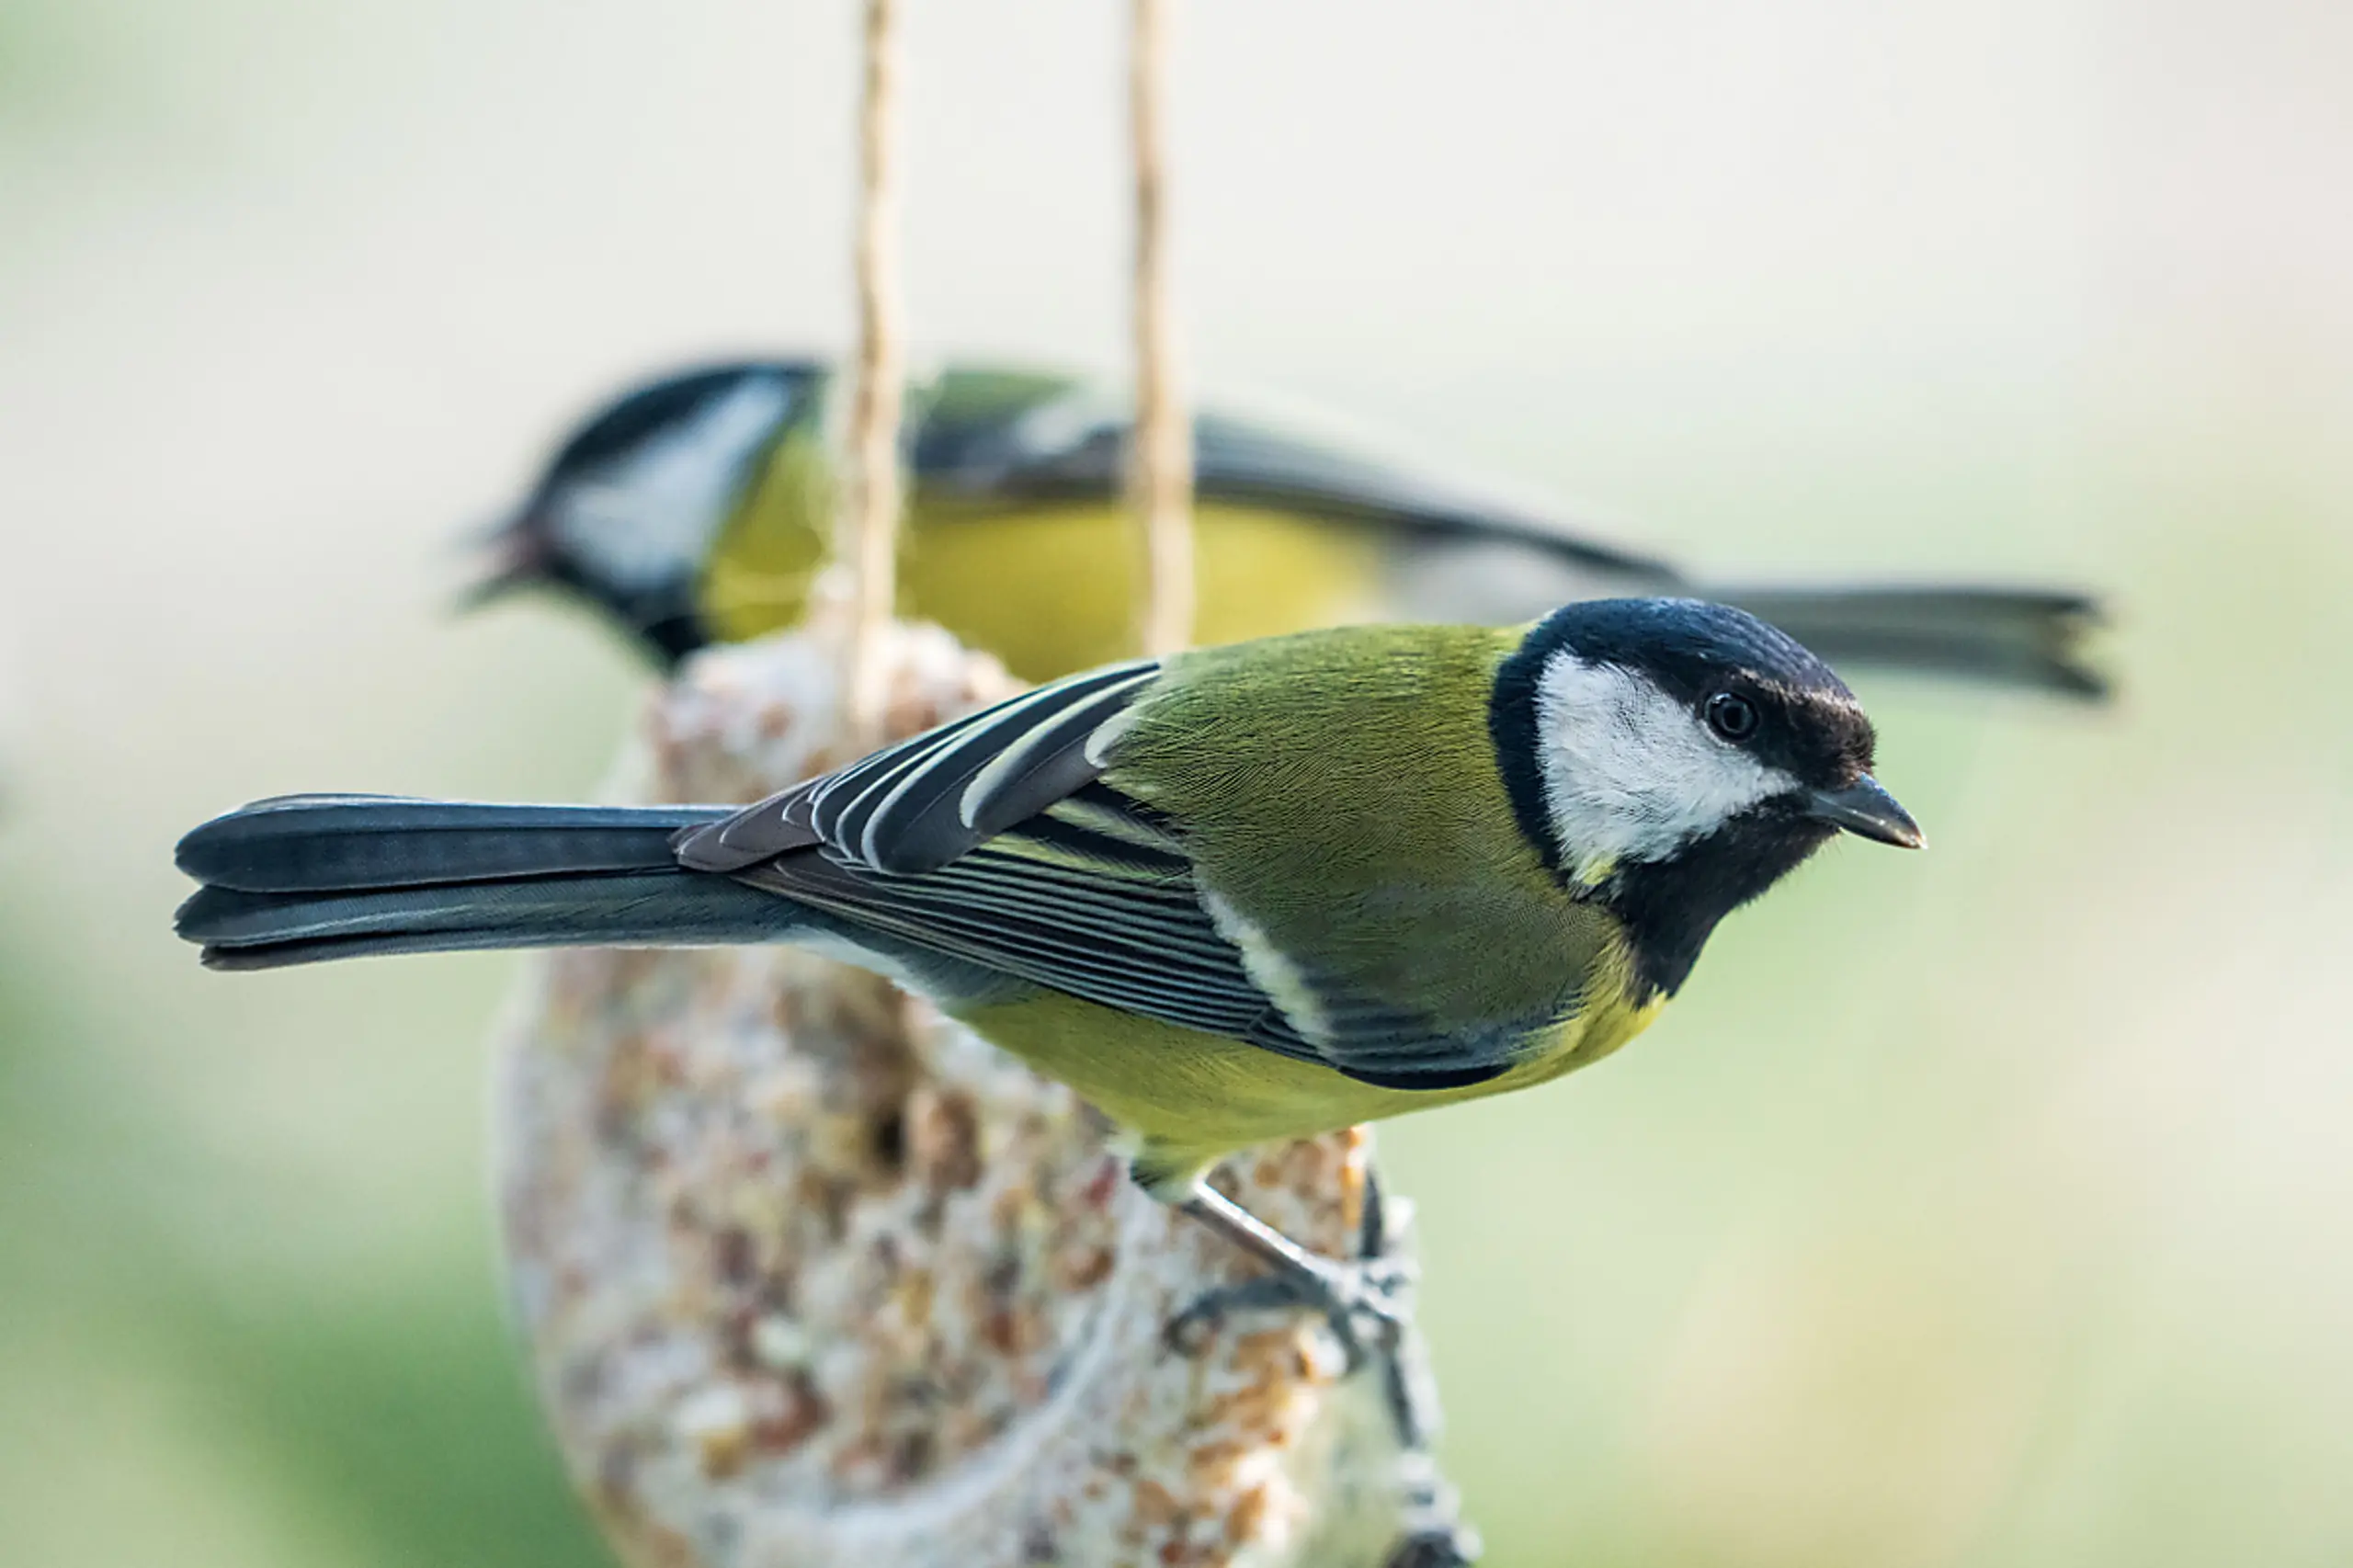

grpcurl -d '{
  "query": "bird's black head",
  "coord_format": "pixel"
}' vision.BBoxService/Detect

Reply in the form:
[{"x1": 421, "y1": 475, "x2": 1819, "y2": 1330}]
[
  {"x1": 467, "y1": 360, "x2": 825, "y2": 667},
  {"x1": 1490, "y1": 597, "x2": 1922, "y2": 999}
]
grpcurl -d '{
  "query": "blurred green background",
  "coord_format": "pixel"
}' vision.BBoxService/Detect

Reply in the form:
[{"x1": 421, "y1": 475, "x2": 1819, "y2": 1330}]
[{"x1": 4, "y1": 2, "x2": 2350, "y2": 1565}]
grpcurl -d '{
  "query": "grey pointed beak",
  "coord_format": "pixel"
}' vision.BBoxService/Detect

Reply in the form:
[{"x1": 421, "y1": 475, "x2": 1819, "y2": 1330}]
[
  {"x1": 1804, "y1": 775, "x2": 1925, "y2": 848},
  {"x1": 456, "y1": 511, "x2": 553, "y2": 611}
]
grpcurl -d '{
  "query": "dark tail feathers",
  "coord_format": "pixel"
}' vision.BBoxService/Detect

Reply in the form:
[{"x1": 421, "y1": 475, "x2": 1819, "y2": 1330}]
[
  {"x1": 1708, "y1": 585, "x2": 2109, "y2": 700},
  {"x1": 175, "y1": 795, "x2": 798, "y2": 971}
]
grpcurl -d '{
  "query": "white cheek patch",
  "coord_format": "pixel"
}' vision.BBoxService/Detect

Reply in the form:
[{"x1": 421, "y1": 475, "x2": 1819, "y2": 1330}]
[
  {"x1": 1533, "y1": 653, "x2": 1790, "y2": 881},
  {"x1": 553, "y1": 376, "x2": 794, "y2": 593}
]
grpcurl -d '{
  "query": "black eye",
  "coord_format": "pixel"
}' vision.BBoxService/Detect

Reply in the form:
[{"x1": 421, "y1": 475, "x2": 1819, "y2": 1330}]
[{"x1": 1705, "y1": 691, "x2": 1758, "y2": 743}]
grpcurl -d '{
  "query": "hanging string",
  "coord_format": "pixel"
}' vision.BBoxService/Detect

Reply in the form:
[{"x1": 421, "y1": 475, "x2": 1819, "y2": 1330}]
[
  {"x1": 1129, "y1": 0, "x2": 1194, "y2": 659},
  {"x1": 840, "y1": 0, "x2": 906, "y2": 739}
]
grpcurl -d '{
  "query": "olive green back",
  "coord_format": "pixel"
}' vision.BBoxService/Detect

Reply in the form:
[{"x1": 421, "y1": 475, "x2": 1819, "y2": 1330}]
[{"x1": 1107, "y1": 623, "x2": 1614, "y2": 1041}]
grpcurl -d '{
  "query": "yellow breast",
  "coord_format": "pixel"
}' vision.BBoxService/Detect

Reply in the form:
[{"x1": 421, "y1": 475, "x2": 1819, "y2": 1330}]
[
  {"x1": 701, "y1": 480, "x2": 1390, "y2": 682},
  {"x1": 901, "y1": 500, "x2": 1386, "y2": 681},
  {"x1": 950, "y1": 948, "x2": 1668, "y2": 1192}
]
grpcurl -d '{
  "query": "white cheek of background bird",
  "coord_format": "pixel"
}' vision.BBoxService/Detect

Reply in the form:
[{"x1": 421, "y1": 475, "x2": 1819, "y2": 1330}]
[{"x1": 547, "y1": 374, "x2": 799, "y2": 597}]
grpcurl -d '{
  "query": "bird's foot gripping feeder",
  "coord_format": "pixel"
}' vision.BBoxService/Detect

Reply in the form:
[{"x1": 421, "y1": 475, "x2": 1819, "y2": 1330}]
[{"x1": 494, "y1": 613, "x2": 1478, "y2": 1568}]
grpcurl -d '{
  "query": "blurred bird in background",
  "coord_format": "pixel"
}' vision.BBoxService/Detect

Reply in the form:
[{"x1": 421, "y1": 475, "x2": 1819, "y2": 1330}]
[{"x1": 468, "y1": 358, "x2": 2108, "y2": 697}]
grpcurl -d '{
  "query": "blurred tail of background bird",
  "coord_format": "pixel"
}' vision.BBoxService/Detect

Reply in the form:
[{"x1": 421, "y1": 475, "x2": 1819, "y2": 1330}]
[
  {"x1": 1661, "y1": 585, "x2": 2099, "y2": 698},
  {"x1": 467, "y1": 358, "x2": 2108, "y2": 698}
]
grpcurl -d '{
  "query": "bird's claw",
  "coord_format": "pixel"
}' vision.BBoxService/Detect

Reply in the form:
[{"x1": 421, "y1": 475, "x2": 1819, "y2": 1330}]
[
  {"x1": 1165, "y1": 1254, "x2": 1416, "y2": 1370},
  {"x1": 1382, "y1": 1526, "x2": 1483, "y2": 1568}
]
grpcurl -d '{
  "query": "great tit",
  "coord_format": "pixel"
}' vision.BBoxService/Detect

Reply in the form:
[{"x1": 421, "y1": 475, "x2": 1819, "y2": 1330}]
[
  {"x1": 177, "y1": 598, "x2": 1921, "y2": 1346},
  {"x1": 472, "y1": 359, "x2": 2105, "y2": 698}
]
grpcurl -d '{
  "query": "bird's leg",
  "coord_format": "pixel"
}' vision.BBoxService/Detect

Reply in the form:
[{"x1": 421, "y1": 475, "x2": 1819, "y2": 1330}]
[
  {"x1": 1359, "y1": 1171, "x2": 1483, "y2": 1568},
  {"x1": 1145, "y1": 1156, "x2": 1480, "y2": 1560},
  {"x1": 1155, "y1": 1167, "x2": 1414, "y2": 1369}
]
